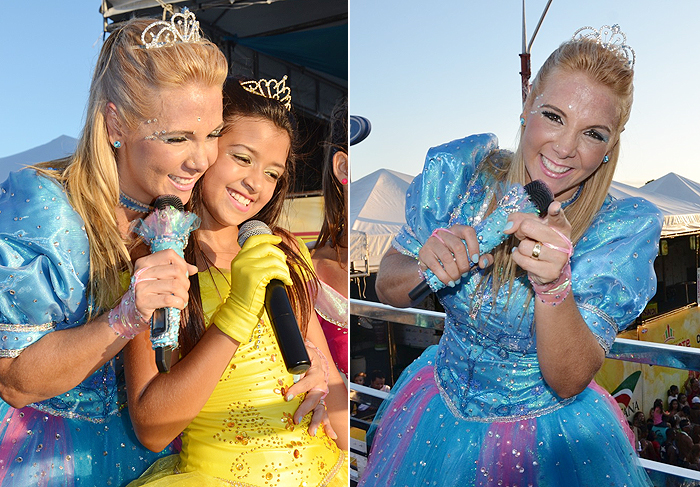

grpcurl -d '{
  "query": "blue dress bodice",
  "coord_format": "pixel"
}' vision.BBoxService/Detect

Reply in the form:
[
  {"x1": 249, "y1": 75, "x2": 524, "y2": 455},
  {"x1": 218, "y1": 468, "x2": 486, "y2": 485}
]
[
  {"x1": 394, "y1": 134, "x2": 663, "y2": 421},
  {"x1": 0, "y1": 169, "x2": 120, "y2": 421}
]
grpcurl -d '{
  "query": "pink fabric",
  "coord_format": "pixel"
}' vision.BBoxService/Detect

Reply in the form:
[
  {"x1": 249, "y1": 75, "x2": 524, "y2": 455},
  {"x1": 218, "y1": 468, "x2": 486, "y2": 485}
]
[
  {"x1": 370, "y1": 366, "x2": 438, "y2": 486},
  {"x1": 0, "y1": 406, "x2": 74, "y2": 486},
  {"x1": 588, "y1": 380, "x2": 635, "y2": 448},
  {"x1": 475, "y1": 420, "x2": 538, "y2": 486},
  {"x1": 318, "y1": 314, "x2": 348, "y2": 376}
]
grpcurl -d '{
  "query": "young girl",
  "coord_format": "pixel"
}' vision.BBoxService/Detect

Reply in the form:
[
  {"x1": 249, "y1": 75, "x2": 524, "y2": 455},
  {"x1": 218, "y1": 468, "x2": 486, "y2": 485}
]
[
  {"x1": 126, "y1": 77, "x2": 348, "y2": 486},
  {"x1": 311, "y1": 97, "x2": 349, "y2": 378}
]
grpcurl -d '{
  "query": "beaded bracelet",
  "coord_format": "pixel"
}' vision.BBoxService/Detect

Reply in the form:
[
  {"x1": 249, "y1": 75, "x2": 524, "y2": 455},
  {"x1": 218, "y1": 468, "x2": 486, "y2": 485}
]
[
  {"x1": 529, "y1": 263, "x2": 572, "y2": 306},
  {"x1": 108, "y1": 269, "x2": 150, "y2": 339}
]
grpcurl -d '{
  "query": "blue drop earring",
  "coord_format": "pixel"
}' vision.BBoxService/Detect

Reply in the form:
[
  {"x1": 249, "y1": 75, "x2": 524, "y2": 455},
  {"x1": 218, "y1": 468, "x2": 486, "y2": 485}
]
[
  {"x1": 520, "y1": 117, "x2": 525, "y2": 126},
  {"x1": 113, "y1": 141, "x2": 122, "y2": 149}
]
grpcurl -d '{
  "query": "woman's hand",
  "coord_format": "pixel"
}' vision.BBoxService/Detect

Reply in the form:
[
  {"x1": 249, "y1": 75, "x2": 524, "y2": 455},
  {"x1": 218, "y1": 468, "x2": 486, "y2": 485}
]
[
  {"x1": 506, "y1": 201, "x2": 572, "y2": 285},
  {"x1": 417, "y1": 224, "x2": 487, "y2": 287},
  {"x1": 131, "y1": 249, "x2": 198, "y2": 324},
  {"x1": 285, "y1": 340, "x2": 338, "y2": 439}
]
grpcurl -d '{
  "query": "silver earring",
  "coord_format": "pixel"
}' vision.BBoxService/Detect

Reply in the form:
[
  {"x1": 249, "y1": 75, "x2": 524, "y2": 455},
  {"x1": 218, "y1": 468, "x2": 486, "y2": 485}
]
[{"x1": 113, "y1": 141, "x2": 122, "y2": 148}]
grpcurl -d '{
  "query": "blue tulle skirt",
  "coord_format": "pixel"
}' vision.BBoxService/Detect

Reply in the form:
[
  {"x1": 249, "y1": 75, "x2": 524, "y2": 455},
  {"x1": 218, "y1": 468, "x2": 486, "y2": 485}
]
[
  {"x1": 0, "y1": 404, "x2": 175, "y2": 487},
  {"x1": 359, "y1": 346, "x2": 652, "y2": 487}
]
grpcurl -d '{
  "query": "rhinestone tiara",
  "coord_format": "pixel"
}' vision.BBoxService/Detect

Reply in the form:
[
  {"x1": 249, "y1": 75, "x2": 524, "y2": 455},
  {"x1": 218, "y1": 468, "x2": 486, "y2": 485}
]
[
  {"x1": 141, "y1": 7, "x2": 201, "y2": 49},
  {"x1": 572, "y1": 24, "x2": 635, "y2": 69},
  {"x1": 240, "y1": 75, "x2": 293, "y2": 110}
]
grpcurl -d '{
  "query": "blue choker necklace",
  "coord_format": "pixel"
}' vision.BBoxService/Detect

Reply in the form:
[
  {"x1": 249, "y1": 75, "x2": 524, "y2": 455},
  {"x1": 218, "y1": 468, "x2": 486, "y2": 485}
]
[
  {"x1": 561, "y1": 184, "x2": 583, "y2": 209},
  {"x1": 119, "y1": 191, "x2": 154, "y2": 213}
]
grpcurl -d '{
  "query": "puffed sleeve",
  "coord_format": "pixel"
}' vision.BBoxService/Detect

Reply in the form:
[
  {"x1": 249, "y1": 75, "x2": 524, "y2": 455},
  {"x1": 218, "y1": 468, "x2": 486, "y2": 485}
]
[
  {"x1": 572, "y1": 195, "x2": 663, "y2": 352},
  {"x1": 0, "y1": 170, "x2": 91, "y2": 357},
  {"x1": 393, "y1": 133, "x2": 499, "y2": 258}
]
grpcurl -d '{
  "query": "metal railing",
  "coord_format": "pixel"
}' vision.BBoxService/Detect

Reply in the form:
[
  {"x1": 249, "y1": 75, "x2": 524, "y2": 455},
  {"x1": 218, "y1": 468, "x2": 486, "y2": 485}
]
[{"x1": 350, "y1": 298, "x2": 700, "y2": 483}]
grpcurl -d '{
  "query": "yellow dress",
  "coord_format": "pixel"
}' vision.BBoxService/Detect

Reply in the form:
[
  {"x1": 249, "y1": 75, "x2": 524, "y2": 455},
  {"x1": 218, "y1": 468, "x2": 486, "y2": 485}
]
[{"x1": 128, "y1": 269, "x2": 348, "y2": 487}]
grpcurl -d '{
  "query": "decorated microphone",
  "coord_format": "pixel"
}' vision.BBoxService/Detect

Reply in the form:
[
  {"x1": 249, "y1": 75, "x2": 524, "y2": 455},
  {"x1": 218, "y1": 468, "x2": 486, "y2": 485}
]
[
  {"x1": 408, "y1": 180, "x2": 554, "y2": 302},
  {"x1": 133, "y1": 195, "x2": 200, "y2": 373},
  {"x1": 238, "y1": 220, "x2": 311, "y2": 375}
]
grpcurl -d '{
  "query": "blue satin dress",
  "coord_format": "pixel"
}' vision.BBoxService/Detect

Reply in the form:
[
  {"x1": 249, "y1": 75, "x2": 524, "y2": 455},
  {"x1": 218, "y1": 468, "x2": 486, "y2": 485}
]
[
  {"x1": 0, "y1": 170, "x2": 174, "y2": 486},
  {"x1": 359, "y1": 134, "x2": 662, "y2": 486}
]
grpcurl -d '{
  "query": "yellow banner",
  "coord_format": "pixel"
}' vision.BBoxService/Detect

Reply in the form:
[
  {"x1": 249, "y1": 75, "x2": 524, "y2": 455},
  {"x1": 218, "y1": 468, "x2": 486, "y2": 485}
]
[{"x1": 595, "y1": 305, "x2": 700, "y2": 419}]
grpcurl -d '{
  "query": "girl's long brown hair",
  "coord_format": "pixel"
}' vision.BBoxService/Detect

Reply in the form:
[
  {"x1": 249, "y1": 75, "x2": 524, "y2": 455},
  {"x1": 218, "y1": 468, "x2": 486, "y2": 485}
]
[
  {"x1": 180, "y1": 77, "x2": 318, "y2": 356},
  {"x1": 314, "y1": 97, "x2": 348, "y2": 258}
]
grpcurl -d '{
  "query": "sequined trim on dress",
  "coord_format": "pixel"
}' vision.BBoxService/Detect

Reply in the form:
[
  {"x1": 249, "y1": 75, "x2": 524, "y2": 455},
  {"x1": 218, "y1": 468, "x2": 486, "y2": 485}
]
[
  {"x1": 578, "y1": 302, "x2": 616, "y2": 353},
  {"x1": 26, "y1": 403, "x2": 121, "y2": 424},
  {"x1": 0, "y1": 322, "x2": 56, "y2": 357},
  {"x1": 432, "y1": 363, "x2": 575, "y2": 423},
  {"x1": 315, "y1": 308, "x2": 348, "y2": 329},
  {"x1": 0, "y1": 321, "x2": 55, "y2": 332},
  {"x1": 392, "y1": 233, "x2": 417, "y2": 258}
]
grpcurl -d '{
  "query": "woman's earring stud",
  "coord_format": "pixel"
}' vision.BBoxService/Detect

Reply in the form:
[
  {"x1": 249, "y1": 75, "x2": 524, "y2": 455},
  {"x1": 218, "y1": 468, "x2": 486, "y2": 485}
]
[
  {"x1": 113, "y1": 141, "x2": 122, "y2": 148},
  {"x1": 603, "y1": 155, "x2": 609, "y2": 163}
]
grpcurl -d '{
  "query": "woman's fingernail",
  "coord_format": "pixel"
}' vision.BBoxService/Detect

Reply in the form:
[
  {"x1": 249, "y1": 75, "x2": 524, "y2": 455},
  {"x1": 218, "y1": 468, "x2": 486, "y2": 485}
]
[
  {"x1": 471, "y1": 254, "x2": 480, "y2": 264},
  {"x1": 511, "y1": 246, "x2": 518, "y2": 253},
  {"x1": 285, "y1": 394, "x2": 293, "y2": 402},
  {"x1": 447, "y1": 280, "x2": 455, "y2": 288},
  {"x1": 310, "y1": 427, "x2": 317, "y2": 436},
  {"x1": 454, "y1": 277, "x2": 461, "y2": 286},
  {"x1": 504, "y1": 221, "x2": 513, "y2": 230}
]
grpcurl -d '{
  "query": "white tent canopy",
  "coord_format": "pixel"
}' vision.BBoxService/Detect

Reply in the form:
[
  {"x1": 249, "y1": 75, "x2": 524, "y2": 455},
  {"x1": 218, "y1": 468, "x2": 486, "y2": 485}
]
[
  {"x1": 611, "y1": 173, "x2": 700, "y2": 237},
  {"x1": 350, "y1": 169, "x2": 414, "y2": 274},
  {"x1": 351, "y1": 171, "x2": 700, "y2": 274}
]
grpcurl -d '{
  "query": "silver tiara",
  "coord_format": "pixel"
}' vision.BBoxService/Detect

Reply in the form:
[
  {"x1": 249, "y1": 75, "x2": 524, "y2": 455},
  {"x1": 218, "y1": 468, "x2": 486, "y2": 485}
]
[
  {"x1": 141, "y1": 7, "x2": 201, "y2": 49},
  {"x1": 572, "y1": 24, "x2": 635, "y2": 69}
]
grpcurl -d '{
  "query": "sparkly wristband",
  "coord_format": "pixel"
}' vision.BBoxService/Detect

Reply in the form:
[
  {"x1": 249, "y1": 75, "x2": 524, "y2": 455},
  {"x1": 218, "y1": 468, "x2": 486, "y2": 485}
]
[
  {"x1": 108, "y1": 274, "x2": 149, "y2": 339},
  {"x1": 305, "y1": 339, "x2": 329, "y2": 400},
  {"x1": 529, "y1": 263, "x2": 572, "y2": 306}
]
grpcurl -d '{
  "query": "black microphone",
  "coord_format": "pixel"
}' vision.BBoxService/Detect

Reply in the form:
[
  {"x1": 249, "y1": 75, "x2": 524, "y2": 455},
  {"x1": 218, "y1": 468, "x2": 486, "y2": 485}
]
[
  {"x1": 237, "y1": 220, "x2": 311, "y2": 375},
  {"x1": 408, "y1": 180, "x2": 554, "y2": 303}
]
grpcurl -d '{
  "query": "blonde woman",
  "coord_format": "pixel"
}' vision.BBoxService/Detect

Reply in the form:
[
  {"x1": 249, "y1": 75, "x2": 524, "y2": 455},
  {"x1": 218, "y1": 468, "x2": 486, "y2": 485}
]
[
  {"x1": 0, "y1": 10, "x2": 226, "y2": 486},
  {"x1": 362, "y1": 28, "x2": 661, "y2": 486}
]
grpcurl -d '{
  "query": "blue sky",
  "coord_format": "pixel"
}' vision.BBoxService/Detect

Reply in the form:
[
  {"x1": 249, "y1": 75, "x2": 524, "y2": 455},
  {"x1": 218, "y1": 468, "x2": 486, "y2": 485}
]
[
  {"x1": 349, "y1": 0, "x2": 700, "y2": 187},
  {"x1": 0, "y1": 3, "x2": 102, "y2": 158},
  {"x1": 3, "y1": 2, "x2": 699, "y2": 189}
]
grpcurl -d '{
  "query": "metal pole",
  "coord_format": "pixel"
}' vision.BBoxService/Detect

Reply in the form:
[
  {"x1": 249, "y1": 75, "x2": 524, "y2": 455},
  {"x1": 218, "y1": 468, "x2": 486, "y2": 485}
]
[
  {"x1": 520, "y1": 0, "x2": 553, "y2": 105},
  {"x1": 520, "y1": 0, "x2": 530, "y2": 105}
]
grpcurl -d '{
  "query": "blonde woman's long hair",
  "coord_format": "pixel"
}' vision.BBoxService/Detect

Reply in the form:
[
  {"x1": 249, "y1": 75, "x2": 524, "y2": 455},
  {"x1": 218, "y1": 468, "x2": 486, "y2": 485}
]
[
  {"x1": 35, "y1": 17, "x2": 228, "y2": 315},
  {"x1": 483, "y1": 38, "x2": 634, "y2": 297}
]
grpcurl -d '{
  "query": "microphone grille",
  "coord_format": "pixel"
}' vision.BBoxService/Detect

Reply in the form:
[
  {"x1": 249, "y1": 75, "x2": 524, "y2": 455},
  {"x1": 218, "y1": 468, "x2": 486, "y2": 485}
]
[
  {"x1": 523, "y1": 180, "x2": 554, "y2": 216},
  {"x1": 238, "y1": 220, "x2": 272, "y2": 247},
  {"x1": 154, "y1": 194, "x2": 184, "y2": 212}
]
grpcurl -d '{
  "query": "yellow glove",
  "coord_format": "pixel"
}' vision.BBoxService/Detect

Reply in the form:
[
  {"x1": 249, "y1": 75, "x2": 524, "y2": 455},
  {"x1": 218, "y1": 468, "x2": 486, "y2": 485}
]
[{"x1": 212, "y1": 234, "x2": 292, "y2": 344}]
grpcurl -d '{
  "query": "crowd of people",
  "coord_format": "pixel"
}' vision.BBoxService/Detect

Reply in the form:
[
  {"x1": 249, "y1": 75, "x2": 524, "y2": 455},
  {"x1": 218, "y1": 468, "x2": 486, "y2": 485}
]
[{"x1": 633, "y1": 376, "x2": 700, "y2": 473}]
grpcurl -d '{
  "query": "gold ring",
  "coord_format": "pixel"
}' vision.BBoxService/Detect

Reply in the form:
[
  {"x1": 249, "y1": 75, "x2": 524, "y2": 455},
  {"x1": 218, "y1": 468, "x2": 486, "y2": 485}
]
[{"x1": 531, "y1": 242, "x2": 542, "y2": 259}]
